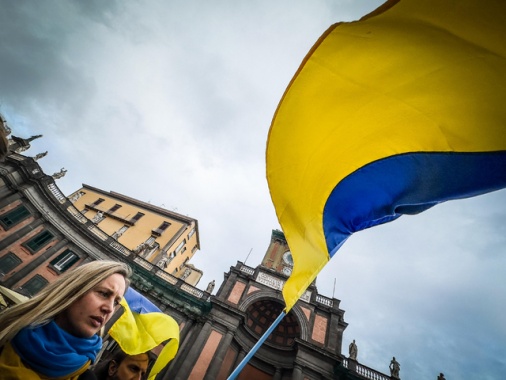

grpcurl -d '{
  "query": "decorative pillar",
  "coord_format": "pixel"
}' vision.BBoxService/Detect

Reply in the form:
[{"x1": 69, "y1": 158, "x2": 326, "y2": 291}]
[
  {"x1": 173, "y1": 320, "x2": 213, "y2": 380},
  {"x1": 292, "y1": 364, "x2": 303, "y2": 380},
  {"x1": 204, "y1": 329, "x2": 235, "y2": 380},
  {"x1": 232, "y1": 348, "x2": 246, "y2": 372},
  {"x1": 161, "y1": 318, "x2": 195, "y2": 378}
]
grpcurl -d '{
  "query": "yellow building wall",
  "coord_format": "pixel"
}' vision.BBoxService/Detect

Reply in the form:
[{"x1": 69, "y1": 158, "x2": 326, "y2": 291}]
[{"x1": 68, "y1": 186, "x2": 200, "y2": 280}]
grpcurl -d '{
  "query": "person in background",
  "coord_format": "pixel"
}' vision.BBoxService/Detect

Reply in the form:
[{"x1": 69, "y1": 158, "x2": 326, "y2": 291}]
[
  {"x1": 0, "y1": 260, "x2": 131, "y2": 379},
  {"x1": 93, "y1": 348, "x2": 150, "y2": 380}
]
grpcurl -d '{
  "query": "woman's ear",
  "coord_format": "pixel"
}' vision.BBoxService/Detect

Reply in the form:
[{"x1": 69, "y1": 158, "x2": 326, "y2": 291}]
[{"x1": 108, "y1": 360, "x2": 118, "y2": 377}]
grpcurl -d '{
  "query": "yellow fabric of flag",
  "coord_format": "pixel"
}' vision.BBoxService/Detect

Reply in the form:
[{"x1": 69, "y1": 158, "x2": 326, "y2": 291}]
[
  {"x1": 109, "y1": 299, "x2": 180, "y2": 380},
  {"x1": 267, "y1": 0, "x2": 506, "y2": 311}
]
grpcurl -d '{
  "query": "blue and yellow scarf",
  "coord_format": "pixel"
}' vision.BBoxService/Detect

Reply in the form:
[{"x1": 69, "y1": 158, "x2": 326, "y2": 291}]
[{"x1": 9, "y1": 320, "x2": 101, "y2": 378}]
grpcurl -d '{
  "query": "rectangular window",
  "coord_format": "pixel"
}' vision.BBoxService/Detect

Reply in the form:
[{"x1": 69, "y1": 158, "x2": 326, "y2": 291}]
[
  {"x1": 0, "y1": 205, "x2": 30, "y2": 229},
  {"x1": 25, "y1": 230, "x2": 55, "y2": 253},
  {"x1": 0, "y1": 253, "x2": 22, "y2": 276},
  {"x1": 152, "y1": 221, "x2": 170, "y2": 236},
  {"x1": 91, "y1": 198, "x2": 105, "y2": 206},
  {"x1": 187, "y1": 227, "x2": 196, "y2": 240},
  {"x1": 175, "y1": 239, "x2": 186, "y2": 254},
  {"x1": 108, "y1": 204, "x2": 122, "y2": 213},
  {"x1": 20, "y1": 274, "x2": 48, "y2": 296},
  {"x1": 50, "y1": 249, "x2": 80, "y2": 273},
  {"x1": 130, "y1": 212, "x2": 145, "y2": 223}
]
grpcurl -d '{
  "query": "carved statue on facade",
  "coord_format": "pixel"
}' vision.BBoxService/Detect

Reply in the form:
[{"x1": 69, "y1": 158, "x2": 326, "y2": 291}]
[
  {"x1": 389, "y1": 357, "x2": 400, "y2": 379},
  {"x1": 91, "y1": 211, "x2": 103, "y2": 224},
  {"x1": 27, "y1": 134, "x2": 43, "y2": 142},
  {"x1": 156, "y1": 256, "x2": 168, "y2": 269},
  {"x1": 13, "y1": 134, "x2": 43, "y2": 153},
  {"x1": 69, "y1": 191, "x2": 84, "y2": 203},
  {"x1": 349, "y1": 339, "x2": 358, "y2": 360},
  {"x1": 181, "y1": 268, "x2": 191, "y2": 280},
  {"x1": 33, "y1": 151, "x2": 48, "y2": 161},
  {"x1": 134, "y1": 242, "x2": 148, "y2": 255},
  {"x1": 437, "y1": 373, "x2": 445, "y2": 380},
  {"x1": 156, "y1": 257, "x2": 167, "y2": 268},
  {"x1": 206, "y1": 280, "x2": 215, "y2": 294},
  {"x1": 52, "y1": 167, "x2": 67, "y2": 179}
]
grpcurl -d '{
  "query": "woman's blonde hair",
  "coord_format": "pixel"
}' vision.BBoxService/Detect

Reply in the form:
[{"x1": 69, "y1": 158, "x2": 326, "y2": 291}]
[{"x1": 0, "y1": 260, "x2": 132, "y2": 346}]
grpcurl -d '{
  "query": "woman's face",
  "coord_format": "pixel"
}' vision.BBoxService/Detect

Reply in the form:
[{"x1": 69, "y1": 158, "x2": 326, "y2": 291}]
[{"x1": 55, "y1": 273, "x2": 126, "y2": 338}]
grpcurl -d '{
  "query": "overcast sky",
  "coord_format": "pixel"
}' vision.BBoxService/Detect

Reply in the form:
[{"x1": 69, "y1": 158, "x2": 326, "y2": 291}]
[{"x1": 1, "y1": 1, "x2": 505, "y2": 378}]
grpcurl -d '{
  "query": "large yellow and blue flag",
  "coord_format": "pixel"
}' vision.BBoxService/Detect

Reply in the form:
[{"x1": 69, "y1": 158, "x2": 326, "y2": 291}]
[
  {"x1": 109, "y1": 287, "x2": 179, "y2": 380},
  {"x1": 267, "y1": 0, "x2": 506, "y2": 311}
]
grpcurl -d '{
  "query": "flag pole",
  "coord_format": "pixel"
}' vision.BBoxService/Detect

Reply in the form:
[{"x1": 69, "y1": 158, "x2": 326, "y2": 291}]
[{"x1": 227, "y1": 310, "x2": 286, "y2": 380}]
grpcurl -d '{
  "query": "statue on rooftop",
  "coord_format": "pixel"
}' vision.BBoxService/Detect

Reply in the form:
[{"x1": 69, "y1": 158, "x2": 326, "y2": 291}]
[
  {"x1": 52, "y1": 167, "x2": 67, "y2": 179},
  {"x1": 33, "y1": 151, "x2": 48, "y2": 161},
  {"x1": 349, "y1": 339, "x2": 358, "y2": 360},
  {"x1": 206, "y1": 280, "x2": 215, "y2": 294},
  {"x1": 26, "y1": 134, "x2": 43, "y2": 142},
  {"x1": 389, "y1": 357, "x2": 400, "y2": 379}
]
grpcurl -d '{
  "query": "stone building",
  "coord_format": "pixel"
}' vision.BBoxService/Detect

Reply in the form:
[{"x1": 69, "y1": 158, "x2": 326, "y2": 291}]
[
  {"x1": 156, "y1": 229, "x2": 392, "y2": 380},
  {"x1": 0, "y1": 131, "x2": 394, "y2": 380}
]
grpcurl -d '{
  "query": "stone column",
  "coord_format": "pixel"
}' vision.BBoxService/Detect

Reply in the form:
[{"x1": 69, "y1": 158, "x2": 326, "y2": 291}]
[
  {"x1": 273, "y1": 367, "x2": 282, "y2": 380},
  {"x1": 179, "y1": 318, "x2": 194, "y2": 342},
  {"x1": 173, "y1": 320, "x2": 213, "y2": 380},
  {"x1": 292, "y1": 364, "x2": 303, "y2": 380},
  {"x1": 217, "y1": 271, "x2": 239, "y2": 302},
  {"x1": 204, "y1": 329, "x2": 235, "y2": 380},
  {"x1": 232, "y1": 349, "x2": 246, "y2": 372},
  {"x1": 161, "y1": 318, "x2": 195, "y2": 378}
]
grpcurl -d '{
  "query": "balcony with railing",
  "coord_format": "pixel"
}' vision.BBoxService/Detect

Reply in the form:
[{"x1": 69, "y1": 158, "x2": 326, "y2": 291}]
[{"x1": 341, "y1": 358, "x2": 391, "y2": 380}]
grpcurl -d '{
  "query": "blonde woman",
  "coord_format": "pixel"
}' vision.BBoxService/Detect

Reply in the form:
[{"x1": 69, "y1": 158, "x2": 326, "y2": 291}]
[{"x1": 0, "y1": 260, "x2": 132, "y2": 379}]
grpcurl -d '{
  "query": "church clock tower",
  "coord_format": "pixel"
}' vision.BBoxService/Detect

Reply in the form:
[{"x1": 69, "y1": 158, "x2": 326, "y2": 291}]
[{"x1": 261, "y1": 229, "x2": 294, "y2": 277}]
